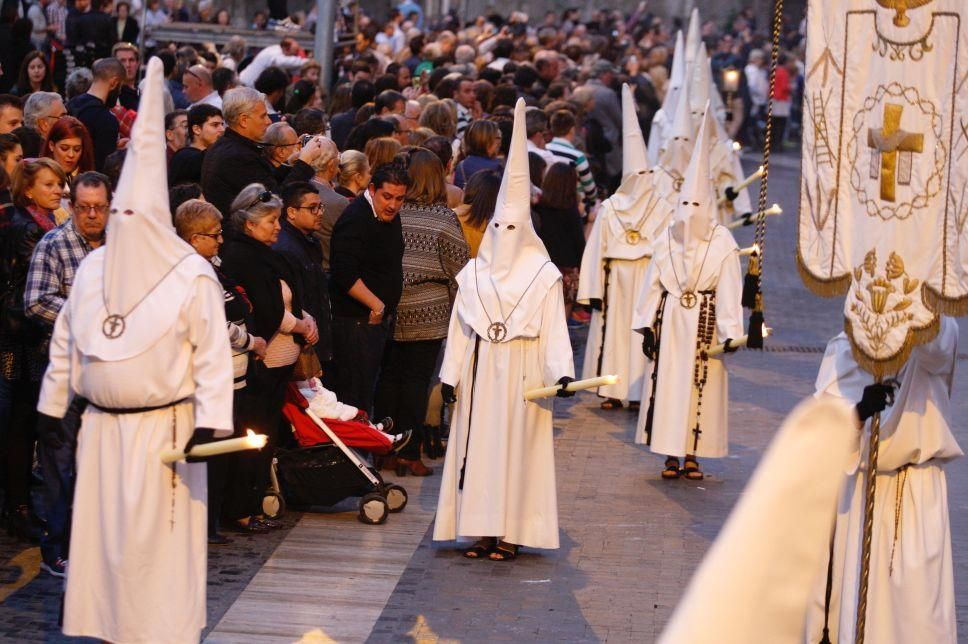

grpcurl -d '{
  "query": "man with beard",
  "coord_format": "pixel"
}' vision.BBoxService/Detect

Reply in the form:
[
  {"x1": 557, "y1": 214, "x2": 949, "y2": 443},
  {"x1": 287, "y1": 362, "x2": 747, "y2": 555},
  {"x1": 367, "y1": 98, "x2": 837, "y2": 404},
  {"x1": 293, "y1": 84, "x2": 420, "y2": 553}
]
[{"x1": 68, "y1": 57, "x2": 124, "y2": 172}]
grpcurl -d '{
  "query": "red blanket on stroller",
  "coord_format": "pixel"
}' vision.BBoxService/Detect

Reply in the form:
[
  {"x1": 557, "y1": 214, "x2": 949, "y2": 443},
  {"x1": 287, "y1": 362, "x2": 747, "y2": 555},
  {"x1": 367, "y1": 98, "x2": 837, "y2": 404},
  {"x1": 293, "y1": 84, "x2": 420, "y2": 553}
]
[{"x1": 282, "y1": 385, "x2": 392, "y2": 455}]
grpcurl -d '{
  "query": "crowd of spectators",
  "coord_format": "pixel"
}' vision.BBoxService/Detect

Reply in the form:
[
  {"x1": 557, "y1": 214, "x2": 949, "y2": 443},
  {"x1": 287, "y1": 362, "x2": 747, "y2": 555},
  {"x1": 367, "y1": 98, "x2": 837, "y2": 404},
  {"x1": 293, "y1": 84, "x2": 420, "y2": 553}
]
[{"x1": 0, "y1": 0, "x2": 806, "y2": 573}]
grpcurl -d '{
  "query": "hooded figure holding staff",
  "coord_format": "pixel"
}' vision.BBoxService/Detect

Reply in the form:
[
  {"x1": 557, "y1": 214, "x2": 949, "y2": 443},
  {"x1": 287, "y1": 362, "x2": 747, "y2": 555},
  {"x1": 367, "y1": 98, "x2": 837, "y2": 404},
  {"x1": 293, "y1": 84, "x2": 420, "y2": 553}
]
[
  {"x1": 36, "y1": 56, "x2": 234, "y2": 643},
  {"x1": 632, "y1": 104, "x2": 744, "y2": 481},
  {"x1": 578, "y1": 83, "x2": 675, "y2": 411},
  {"x1": 433, "y1": 98, "x2": 575, "y2": 563}
]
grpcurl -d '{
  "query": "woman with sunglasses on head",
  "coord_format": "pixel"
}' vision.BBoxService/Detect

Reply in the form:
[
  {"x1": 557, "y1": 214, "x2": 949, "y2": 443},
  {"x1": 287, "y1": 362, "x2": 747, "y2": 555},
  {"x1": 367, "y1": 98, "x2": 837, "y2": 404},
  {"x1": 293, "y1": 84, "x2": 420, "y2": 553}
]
[
  {"x1": 0, "y1": 158, "x2": 67, "y2": 542},
  {"x1": 218, "y1": 183, "x2": 318, "y2": 533}
]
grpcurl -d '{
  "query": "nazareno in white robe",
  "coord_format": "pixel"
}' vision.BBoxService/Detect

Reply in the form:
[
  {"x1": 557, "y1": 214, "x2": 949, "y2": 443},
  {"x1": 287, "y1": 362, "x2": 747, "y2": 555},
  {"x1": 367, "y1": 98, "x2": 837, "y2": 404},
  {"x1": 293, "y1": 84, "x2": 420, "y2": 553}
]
[
  {"x1": 804, "y1": 318, "x2": 962, "y2": 644},
  {"x1": 631, "y1": 226, "x2": 744, "y2": 458},
  {"x1": 433, "y1": 261, "x2": 574, "y2": 550},
  {"x1": 578, "y1": 180, "x2": 674, "y2": 403},
  {"x1": 37, "y1": 249, "x2": 234, "y2": 644}
]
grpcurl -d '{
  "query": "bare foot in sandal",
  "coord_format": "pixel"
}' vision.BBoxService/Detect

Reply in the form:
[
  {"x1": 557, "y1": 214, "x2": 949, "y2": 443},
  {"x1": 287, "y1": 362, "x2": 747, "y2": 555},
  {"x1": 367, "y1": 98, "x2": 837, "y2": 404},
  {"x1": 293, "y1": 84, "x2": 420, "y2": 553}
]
[
  {"x1": 682, "y1": 456, "x2": 704, "y2": 480},
  {"x1": 488, "y1": 541, "x2": 519, "y2": 561},
  {"x1": 464, "y1": 537, "x2": 496, "y2": 559},
  {"x1": 600, "y1": 398, "x2": 623, "y2": 410},
  {"x1": 661, "y1": 456, "x2": 681, "y2": 480}
]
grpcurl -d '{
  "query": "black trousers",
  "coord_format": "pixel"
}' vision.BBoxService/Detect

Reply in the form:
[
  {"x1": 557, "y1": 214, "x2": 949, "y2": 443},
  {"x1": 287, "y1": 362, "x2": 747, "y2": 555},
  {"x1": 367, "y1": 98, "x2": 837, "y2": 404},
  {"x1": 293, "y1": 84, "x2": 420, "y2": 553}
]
[
  {"x1": 374, "y1": 338, "x2": 442, "y2": 460},
  {"x1": 3, "y1": 378, "x2": 40, "y2": 509},
  {"x1": 330, "y1": 316, "x2": 391, "y2": 416},
  {"x1": 222, "y1": 363, "x2": 292, "y2": 521}
]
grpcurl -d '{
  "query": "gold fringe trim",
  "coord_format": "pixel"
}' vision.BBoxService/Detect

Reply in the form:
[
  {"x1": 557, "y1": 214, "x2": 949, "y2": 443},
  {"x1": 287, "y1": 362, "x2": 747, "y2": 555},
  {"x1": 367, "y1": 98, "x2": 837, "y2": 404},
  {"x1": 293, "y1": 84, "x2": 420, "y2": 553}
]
[
  {"x1": 796, "y1": 249, "x2": 851, "y2": 297},
  {"x1": 922, "y1": 283, "x2": 968, "y2": 317},
  {"x1": 844, "y1": 315, "x2": 940, "y2": 380}
]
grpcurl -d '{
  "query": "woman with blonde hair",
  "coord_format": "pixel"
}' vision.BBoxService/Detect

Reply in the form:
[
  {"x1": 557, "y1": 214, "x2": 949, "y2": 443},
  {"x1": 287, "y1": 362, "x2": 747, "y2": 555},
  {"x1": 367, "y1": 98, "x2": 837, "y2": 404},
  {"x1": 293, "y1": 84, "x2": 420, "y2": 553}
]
[
  {"x1": 364, "y1": 136, "x2": 402, "y2": 172},
  {"x1": 336, "y1": 149, "x2": 370, "y2": 198},
  {"x1": 374, "y1": 149, "x2": 468, "y2": 475}
]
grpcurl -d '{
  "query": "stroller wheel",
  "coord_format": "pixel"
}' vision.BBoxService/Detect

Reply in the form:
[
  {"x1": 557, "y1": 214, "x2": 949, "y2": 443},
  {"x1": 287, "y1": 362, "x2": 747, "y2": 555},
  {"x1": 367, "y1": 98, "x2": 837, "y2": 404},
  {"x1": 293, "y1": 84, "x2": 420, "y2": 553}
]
[
  {"x1": 384, "y1": 484, "x2": 408, "y2": 513},
  {"x1": 358, "y1": 493, "x2": 389, "y2": 525},
  {"x1": 262, "y1": 492, "x2": 286, "y2": 519}
]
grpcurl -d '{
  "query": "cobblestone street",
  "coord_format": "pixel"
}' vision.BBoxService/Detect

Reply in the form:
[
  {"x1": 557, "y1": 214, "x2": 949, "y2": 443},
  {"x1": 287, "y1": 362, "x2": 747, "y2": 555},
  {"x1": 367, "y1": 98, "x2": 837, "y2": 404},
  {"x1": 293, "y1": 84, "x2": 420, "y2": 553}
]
[{"x1": 2, "y1": 153, "x2": 967, "y2": 642}]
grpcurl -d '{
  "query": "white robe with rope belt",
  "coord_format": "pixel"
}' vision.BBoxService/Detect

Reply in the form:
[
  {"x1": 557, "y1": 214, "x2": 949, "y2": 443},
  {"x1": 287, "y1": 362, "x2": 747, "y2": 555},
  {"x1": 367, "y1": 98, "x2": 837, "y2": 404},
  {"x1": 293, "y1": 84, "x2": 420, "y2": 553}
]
[
  {"x1": 433, "y1": 272, "x2": 574, "y2": 550},
  {"x1": 631, "y1": 226, "x2": 743, "y2": 458},
  {"x1": 805, "y1": 319, "x2": 962, "y2": 644},
  {"x1": 37, "y1": 250, "x2": 234, "y2": 644}
]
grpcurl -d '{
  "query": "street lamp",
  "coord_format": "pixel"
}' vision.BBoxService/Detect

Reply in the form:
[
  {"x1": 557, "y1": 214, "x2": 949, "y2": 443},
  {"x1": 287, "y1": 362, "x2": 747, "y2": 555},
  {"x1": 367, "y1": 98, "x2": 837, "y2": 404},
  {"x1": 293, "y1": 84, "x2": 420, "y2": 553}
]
[{"x1": 722, "y1": 67, "x2": 741, "y2": 123}]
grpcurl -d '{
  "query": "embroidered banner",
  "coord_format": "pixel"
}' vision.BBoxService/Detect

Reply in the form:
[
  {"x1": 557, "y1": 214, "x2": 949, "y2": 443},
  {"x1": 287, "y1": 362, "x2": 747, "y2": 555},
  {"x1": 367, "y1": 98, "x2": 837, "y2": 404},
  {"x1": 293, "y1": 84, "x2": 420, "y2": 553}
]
[{"x1": 798, "y1": 0, "x2": 968, "y2": 376}]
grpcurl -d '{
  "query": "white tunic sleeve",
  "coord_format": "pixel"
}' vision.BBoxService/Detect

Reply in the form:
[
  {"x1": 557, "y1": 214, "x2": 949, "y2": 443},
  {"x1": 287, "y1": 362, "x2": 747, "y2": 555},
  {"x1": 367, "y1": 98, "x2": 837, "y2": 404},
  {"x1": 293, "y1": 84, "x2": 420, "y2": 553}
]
[
  {"x1": 439, "y1": 303, "x2": 474, "y2": 387},
  {"x1": 631, "y1": 257, "x2": 662, "y2": 333},
  {"x1": 188, "y1": 276, "x2": 234, "y2": 435},
  {"x1": 37, "y1": 304, "x2": 72, "y2": 418},
  {"x1": 576, "y1": 215, "x2": 606, "y2": 304},
  {"x1": 539, "y1": 280, "x2": 575, "y2": 386},
  {"x1": 714, "y1": 249, "x2": 745, "y2": 342}
]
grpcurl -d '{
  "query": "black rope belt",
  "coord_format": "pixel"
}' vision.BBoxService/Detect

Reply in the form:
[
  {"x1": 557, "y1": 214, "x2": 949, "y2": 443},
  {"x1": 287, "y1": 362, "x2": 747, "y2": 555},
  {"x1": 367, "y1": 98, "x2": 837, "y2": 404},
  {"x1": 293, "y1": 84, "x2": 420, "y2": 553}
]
[{"x1": 84, "y1": 396, "x2": 189, "y2": 415}]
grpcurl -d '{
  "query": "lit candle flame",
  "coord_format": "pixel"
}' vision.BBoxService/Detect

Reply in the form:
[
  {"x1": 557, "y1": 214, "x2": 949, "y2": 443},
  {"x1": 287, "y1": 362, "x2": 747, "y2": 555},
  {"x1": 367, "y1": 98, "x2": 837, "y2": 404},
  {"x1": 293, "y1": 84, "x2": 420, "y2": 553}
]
[
  {"x1": 245, "y1": 429, "x2": 268, "y2": 449},
  {"x1": 763, "y1": 325, "x2": 773, "y2": 338},
  {"x1": 732, "y1": 141, "x2": 742, "y2": 152}
]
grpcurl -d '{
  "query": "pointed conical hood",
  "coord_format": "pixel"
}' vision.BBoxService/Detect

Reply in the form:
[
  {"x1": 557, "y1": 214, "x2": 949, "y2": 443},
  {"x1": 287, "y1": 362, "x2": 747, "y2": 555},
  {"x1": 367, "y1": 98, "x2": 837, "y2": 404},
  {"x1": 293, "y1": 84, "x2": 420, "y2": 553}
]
[
  {"x1": 468, "y1": 97, "x2": 556, "y2": 338},
  {"x1": 661, "y1": 30, "x2": 686, "y2": 116},
  {"x1": 658, "y1": 71, "x2": 695, "y2": 178},
  {"x1": 492, "y1": 97, "x2": 532, "y2": 227},
  {"x1": 668, "y1": 102, "x2": 717, "y2": 284},
  {"x1": 685, "y1": 7, "x2": 701, "y2": 66},
  {"x1": 103, "y1": 56, "x2": 193, "y2": 318},
  {"x1": 621, "y1": 83, "x2": 648, "y2": 180},
  {"x1": 690, "y1": 42, "x2": 713, "y2": 116}
]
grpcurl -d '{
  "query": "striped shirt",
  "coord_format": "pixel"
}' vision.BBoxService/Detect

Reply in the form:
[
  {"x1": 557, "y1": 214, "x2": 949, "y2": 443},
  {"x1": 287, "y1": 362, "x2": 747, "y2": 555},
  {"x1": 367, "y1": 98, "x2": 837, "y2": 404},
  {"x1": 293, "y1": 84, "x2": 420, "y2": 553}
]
[
  {"x1": 546, "y1": 137, "x2": 598, "y2": 206},
  {"x1": 456, "y1": 103, "x2": 472, "y2": 139}
]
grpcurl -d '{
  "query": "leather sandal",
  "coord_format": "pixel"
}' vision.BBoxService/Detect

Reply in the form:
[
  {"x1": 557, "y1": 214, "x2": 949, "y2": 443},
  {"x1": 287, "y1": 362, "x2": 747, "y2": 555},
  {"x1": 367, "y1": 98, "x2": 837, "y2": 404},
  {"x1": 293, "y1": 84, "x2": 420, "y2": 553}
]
[
  {"x1": 682, "y1": 457, "x2": 704, "y2": 481},
  {"x1": 488, "y1": 541, "x2": 519, "y2": 562},
  {"x1": 661, "y1": 457, "x2": 681, "y2": 480},
  {"x1": 464, "y1": 537, "x2": 496, "y2": 559}
]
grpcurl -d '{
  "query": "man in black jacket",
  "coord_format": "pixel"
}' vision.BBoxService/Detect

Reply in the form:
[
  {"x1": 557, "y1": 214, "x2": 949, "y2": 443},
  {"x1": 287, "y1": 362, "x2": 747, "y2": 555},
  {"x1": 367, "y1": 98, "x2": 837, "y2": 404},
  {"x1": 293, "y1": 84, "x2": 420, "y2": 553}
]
[
  {"x1": 328, "y1": 162, "x2": 408, "y2": 413},
  {"x1": 274, "y1": 182, "x2": 333, "y2": 365},
  {"x1": 200, "y1": 85, "x2": 322, "y2": 222},
  {"x1": 330, "y1": 79, "x2": 374, "y2": 150},
  {"x1": 67, "y1": 57, "x2": 124, "y2": 171}
]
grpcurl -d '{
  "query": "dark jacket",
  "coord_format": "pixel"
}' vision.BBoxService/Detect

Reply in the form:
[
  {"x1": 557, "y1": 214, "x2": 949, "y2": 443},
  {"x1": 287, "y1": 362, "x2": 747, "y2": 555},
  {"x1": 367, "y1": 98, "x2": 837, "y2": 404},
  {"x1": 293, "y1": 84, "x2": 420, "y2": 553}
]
[
  {"x1": 453, "y1": 155, "x2": 502, "y2": 189},
  {"x1": 219, "y1": 233, "x2": 304, "y2": 342},
  {"x1": 201, "y1": 128, "x2": 314, "y2": 222},
  {"x1": 118, "y1": 84, "x2": 140, "y2": 112},
  {"x1": 68, "y1": 93, "x2": 118, "y2": 172},
  {"x1": 329, "y1": 195, "x2": 404, "y2": 318},
  {"x1": 115, "y1": 17, "x2": 139, "y2": 45},
  {"x1": 0, "y1": 207, "x2": 52, "y2": 376},
  {"x1": 329, "y1": 108, "x2": 356, "y2": 151},
  {"x1": 273, "y1": 220, "x2": 333, "y2": 363},
  {"x1": 169, "y1": 146, "x2": 205, "y2": 187},
  {"x1": 533, "y1": 204, "x2": 585, "y2": 268}
]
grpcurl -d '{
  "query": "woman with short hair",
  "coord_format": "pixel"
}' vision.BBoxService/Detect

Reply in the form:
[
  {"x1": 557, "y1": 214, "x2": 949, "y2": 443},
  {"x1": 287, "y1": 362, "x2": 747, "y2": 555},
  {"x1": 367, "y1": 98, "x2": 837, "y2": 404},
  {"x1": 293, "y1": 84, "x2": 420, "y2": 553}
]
[
  {"x1": 374, "y1": 149, "x2": 469, "y2": 475},
  {"x1": 218, "y1": 183, "x2": 318, "y2": 532}
]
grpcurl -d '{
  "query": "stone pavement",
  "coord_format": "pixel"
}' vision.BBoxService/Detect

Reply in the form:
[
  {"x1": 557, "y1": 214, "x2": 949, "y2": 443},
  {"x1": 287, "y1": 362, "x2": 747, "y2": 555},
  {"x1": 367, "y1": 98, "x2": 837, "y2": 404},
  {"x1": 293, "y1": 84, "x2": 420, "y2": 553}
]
[{"x1": 1, "y1": 152, "x2": 967, "y2": 642}]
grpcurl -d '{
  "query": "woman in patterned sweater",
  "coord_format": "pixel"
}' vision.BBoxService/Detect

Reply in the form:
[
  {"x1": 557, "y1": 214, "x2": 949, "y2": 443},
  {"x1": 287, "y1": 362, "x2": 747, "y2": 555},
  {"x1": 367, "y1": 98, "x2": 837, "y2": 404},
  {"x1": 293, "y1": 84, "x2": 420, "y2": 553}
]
[{"x1": 374, "y1": 149, "x2": 469, "y2": 476}]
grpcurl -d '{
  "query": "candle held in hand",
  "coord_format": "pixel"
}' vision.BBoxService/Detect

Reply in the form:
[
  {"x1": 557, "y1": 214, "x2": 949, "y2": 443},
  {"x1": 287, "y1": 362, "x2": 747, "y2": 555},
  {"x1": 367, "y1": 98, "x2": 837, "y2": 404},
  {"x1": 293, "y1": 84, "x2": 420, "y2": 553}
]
[{"x1": 161, "y1": 429, "x2": 268, "y2": 464}]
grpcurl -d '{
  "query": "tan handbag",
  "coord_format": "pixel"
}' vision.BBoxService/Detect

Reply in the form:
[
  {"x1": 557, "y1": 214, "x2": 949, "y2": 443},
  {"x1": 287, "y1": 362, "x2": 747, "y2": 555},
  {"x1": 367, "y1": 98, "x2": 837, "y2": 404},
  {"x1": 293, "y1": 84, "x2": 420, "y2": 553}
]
[{"x1": 291, "y1": 346, "x2": 322, "y2": 381}]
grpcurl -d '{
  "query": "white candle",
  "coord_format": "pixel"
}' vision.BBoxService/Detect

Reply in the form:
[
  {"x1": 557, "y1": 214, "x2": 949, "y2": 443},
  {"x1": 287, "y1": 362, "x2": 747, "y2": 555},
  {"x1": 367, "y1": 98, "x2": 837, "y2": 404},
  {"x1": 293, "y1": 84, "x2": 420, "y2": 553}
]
[
  {"x1": 707, "y1": 326, "x2": 772, "y2": 356},
  {"x1": 739, "y1": 244, "x2": 760, "y2": 257},
  {"x1": 727, "y1": 204, "x2": 783, "y2": 230},
  {"x1": 161, "y1": 429, "x2": 268, "y2": 464},
  {"x1": 717, "y1": 166, "x2": 764, "y2": 206},
  {"x1": 524, "y1": 375, "x2": 620, "y2": 401}
]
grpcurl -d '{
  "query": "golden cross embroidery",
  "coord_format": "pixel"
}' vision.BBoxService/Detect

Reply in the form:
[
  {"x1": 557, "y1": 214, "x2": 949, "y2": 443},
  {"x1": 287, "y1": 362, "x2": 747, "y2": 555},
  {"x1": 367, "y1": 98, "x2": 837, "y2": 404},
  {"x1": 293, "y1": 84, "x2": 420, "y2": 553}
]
[{"x1": 866, "y1": 103, "x2": 924, "y2": 202}]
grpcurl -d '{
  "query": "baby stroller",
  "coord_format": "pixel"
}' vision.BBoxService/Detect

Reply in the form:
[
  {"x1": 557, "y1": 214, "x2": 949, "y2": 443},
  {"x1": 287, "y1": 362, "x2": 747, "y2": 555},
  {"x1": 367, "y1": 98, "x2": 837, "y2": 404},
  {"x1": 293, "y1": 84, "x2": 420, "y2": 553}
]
[{"x1": 264, "y1": 385, "x2": 408, "y2": 525}]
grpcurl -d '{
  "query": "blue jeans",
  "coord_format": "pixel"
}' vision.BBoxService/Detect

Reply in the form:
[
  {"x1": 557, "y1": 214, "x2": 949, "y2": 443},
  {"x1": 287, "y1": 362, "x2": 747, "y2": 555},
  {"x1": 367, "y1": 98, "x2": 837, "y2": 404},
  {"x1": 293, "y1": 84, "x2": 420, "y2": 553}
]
[{"x1": 37, "y1": 400, "x2": 83, "y2": 563}]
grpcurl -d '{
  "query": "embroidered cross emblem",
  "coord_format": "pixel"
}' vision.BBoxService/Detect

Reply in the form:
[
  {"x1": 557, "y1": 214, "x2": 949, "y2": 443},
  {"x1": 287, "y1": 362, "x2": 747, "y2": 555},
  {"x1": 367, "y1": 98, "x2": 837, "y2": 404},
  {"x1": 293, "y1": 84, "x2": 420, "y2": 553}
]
[{"x1": 866, "y1": 103, "x2": 924, "y2": 203}]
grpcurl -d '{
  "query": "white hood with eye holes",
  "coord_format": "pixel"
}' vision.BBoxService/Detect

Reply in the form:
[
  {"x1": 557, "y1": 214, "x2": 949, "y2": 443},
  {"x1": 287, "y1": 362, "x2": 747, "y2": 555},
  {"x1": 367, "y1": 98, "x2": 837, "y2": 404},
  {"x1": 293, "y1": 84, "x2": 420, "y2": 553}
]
[{"x1": 454, "y1": 98, "x2": 561, "y2": 343}]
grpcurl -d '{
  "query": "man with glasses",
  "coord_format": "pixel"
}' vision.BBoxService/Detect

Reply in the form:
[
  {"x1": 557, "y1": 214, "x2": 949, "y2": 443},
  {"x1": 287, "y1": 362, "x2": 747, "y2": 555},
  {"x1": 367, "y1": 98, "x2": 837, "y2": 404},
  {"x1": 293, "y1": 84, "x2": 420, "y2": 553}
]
[
  {"x1": 274, "y1": 182, "x2": 333, "y2": 365},
  {"x1": 182, "y1": 64, "x2": 222, "y2": 110},
  {"x1": 23, "y1": 92, "x2": 67, "y2": 141},
  {"x1": 263, "y1": 121, "x2": 300, "y2": 170},
  {"x1": 24, "y1": 171, "x2": 112, "y2": 578}
]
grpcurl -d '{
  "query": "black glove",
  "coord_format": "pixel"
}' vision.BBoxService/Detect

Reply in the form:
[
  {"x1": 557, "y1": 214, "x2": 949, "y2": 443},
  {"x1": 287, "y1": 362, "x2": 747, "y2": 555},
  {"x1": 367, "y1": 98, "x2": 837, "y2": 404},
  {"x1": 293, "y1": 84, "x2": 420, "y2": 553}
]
[
  {"x1": 642, "y1": 328, "x2": 656, "y2": 360},
  {"x1": 722, "y1": 338, "x2": 739, "y2": 354},
  {"x1": 588, "y1": 298, "x2": 603, "y2": 312},
  {"x1": 724, "y1": 186, "x2": 739, "y2": 202},
  {"x1": 855, "y1": 383, "x2": 897, "y2": 423},
  {"x1": 556, "y1": 376, "x2": 576, "y2": 398},
  {"x1": 441, "y1": 383, "x2": 457, "y2": 404},
  {"x1": 183, "y1": 428, "x2": 218, "y2": 463},
  {"x1": 37, "y1": 413, "x2": 69, "y2": 450}
]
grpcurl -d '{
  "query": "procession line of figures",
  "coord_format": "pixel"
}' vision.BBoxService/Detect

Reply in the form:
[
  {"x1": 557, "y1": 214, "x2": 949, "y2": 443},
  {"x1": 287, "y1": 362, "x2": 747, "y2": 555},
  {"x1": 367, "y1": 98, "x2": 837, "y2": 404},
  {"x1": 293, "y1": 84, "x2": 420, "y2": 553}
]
[{"x1": 36, "y1": 21, "x2": 959, "y2": 644}]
